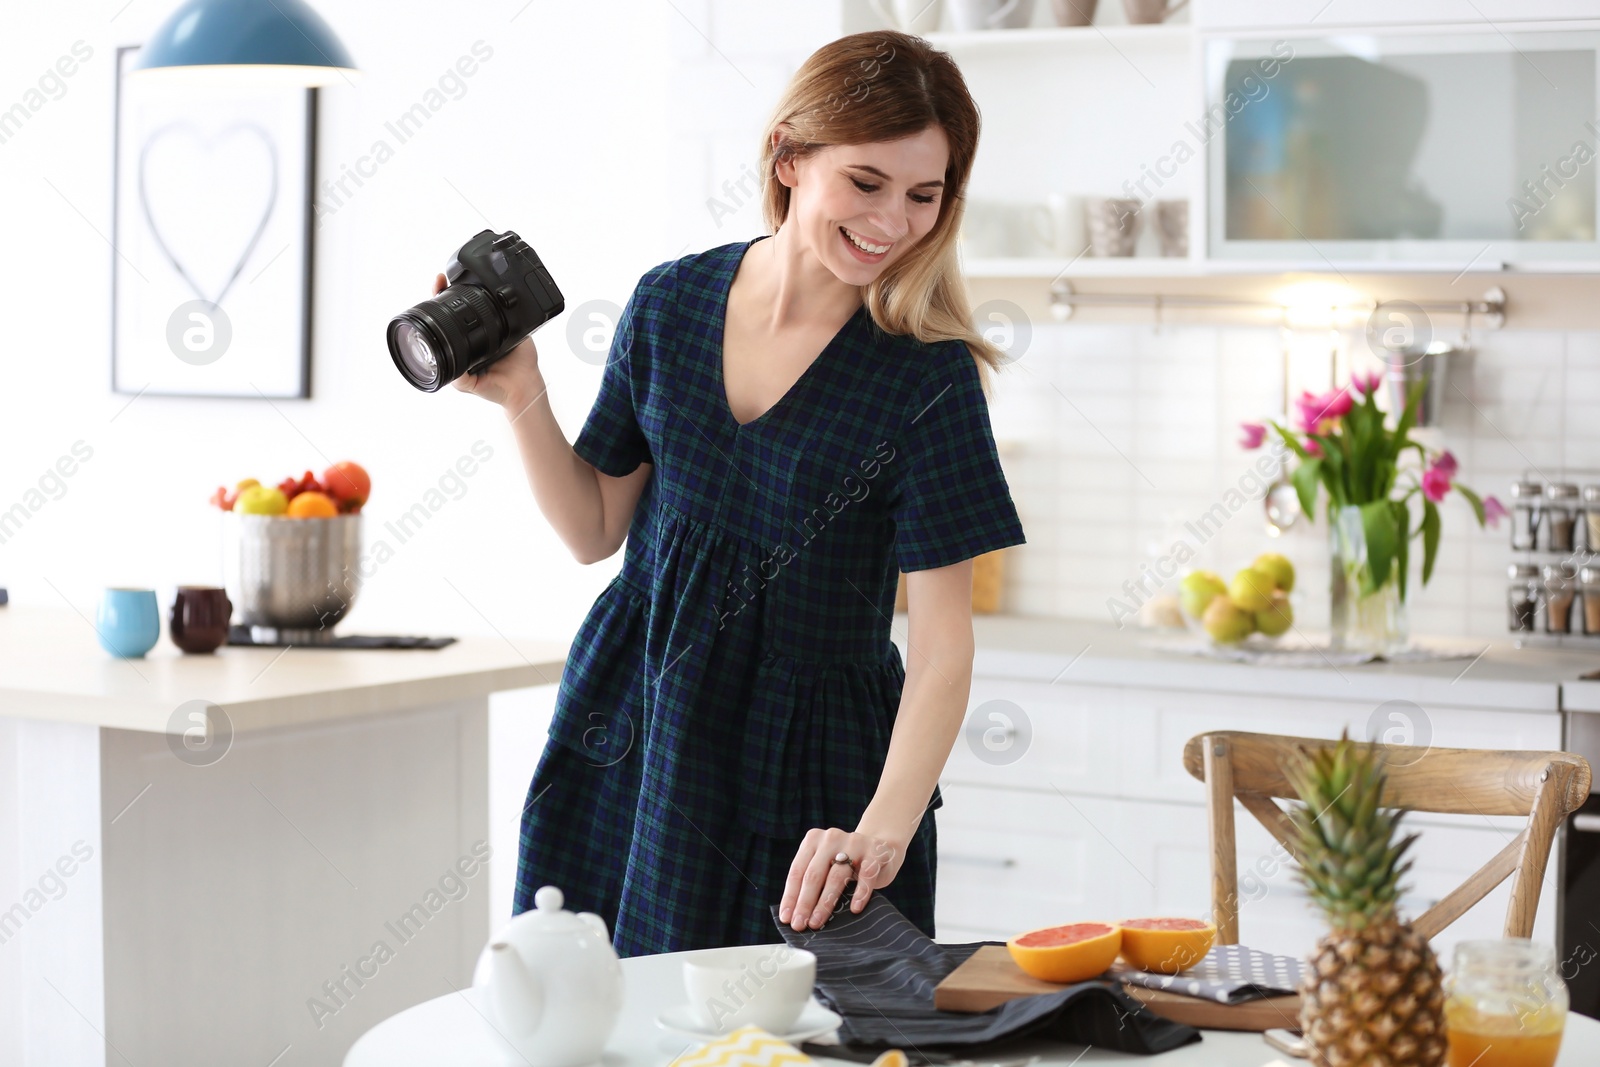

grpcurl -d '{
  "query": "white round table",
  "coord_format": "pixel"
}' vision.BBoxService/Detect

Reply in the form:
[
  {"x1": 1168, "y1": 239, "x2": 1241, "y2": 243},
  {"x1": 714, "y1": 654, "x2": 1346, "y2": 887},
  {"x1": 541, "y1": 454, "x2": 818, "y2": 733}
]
[{"x1": 345, "y1": 949, "x2": 1600, "y2": 1065}]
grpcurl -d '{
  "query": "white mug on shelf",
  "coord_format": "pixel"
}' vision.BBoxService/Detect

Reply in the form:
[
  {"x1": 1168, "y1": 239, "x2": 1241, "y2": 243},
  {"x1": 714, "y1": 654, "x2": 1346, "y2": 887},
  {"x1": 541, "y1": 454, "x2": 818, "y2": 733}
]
[
  {"x1": 1021, "y1": 193, "x2": 1084, "y2": 258},
  {"x1": 948, "y1": 0, "x2": 1034, "y2": 31},
  {"x1": 867, "y1": 0, "x2": 944, "y2": 33}
]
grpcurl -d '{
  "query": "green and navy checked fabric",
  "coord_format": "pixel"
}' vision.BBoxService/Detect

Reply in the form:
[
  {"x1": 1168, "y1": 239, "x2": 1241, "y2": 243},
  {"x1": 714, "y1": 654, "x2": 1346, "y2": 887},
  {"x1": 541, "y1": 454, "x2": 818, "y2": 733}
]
[{"x1": 513, "y1": 234, "x2": 1026, "y2": 957}]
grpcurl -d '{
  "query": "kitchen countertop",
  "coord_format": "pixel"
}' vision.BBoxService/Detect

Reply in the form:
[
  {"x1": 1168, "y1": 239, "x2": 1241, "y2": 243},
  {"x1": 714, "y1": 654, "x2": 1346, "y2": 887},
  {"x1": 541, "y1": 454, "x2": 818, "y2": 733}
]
[
  {"x1": 895, "y1": 614, "x2": 1600, "y2": 714},
  {"x1": 0, "y1": 604, "x2": 568, "y2": 734}
]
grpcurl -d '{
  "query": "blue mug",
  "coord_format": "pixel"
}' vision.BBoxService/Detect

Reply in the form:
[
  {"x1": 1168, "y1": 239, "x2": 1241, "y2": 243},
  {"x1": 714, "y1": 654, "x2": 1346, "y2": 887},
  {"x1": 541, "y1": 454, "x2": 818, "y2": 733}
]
[{"x1": 97, "y1": 588, "x2": 160, "y2": 658}]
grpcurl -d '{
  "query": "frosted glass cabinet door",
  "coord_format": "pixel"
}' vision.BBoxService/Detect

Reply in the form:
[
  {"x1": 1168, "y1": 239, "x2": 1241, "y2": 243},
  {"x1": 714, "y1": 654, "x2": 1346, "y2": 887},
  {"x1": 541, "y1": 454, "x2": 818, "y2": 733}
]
[{"x1": 1205, "y1": 27, "x2": 1600, "y2": 264}]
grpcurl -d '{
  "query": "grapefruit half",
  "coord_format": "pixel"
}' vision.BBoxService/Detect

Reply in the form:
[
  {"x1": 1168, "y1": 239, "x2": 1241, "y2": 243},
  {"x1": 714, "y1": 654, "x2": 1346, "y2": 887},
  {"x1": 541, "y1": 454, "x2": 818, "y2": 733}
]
[
  {"x1": 1005, "y1": 922, "x2": 1122, "y2": 983},
  {"x1": 1117, "y1": 917, "x2": 1216, "y2": 974}
]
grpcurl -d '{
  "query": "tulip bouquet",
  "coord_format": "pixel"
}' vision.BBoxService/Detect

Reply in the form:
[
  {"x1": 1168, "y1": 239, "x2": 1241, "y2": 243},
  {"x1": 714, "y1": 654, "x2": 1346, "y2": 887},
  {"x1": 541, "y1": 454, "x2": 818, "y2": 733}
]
[{"x1": 1239, "y1": 373, "x2": 1504, "y2": 647}]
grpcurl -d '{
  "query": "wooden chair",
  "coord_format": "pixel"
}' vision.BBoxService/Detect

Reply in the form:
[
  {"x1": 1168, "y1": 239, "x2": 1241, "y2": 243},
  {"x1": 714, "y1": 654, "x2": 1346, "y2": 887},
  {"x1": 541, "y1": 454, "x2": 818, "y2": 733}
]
[{"x1": 1183, "y1": 731, "x2": 1593, "y2": 944}]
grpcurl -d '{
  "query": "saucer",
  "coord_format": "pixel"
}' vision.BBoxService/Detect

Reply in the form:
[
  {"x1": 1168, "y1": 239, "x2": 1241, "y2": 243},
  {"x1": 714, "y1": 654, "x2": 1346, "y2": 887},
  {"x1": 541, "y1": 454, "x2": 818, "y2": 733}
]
[{"x1": 655, "y1": 999, "x2": 842, "y2": 1042}]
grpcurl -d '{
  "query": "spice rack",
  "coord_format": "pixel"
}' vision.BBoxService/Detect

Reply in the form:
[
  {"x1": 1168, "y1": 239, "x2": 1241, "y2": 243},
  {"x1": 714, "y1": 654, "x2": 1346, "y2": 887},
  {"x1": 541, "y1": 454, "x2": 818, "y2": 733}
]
[{"x1": 1505, "y1": 469, "x2": 1600, "y2": 646}]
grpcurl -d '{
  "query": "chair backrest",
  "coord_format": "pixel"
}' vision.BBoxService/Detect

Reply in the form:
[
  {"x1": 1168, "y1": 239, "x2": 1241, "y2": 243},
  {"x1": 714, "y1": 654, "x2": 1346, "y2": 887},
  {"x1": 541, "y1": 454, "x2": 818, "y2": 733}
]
[{"x1": 1182, "y1": 730, "x2": 1592, "y2": 944}]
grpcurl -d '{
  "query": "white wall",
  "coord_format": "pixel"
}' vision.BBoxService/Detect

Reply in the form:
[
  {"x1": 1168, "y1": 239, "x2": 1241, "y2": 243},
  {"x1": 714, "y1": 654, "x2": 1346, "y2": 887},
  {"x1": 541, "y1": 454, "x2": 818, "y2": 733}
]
[{"x1": 0, "y1": 0, "x2": 840, "y2": 649}]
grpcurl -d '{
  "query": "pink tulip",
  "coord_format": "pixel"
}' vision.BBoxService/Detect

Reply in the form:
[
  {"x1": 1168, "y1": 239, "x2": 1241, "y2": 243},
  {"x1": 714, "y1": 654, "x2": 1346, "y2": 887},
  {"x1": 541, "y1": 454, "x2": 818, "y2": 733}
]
[
  {"x1": 1352, "y1": 370, "x2": 1383, "y2": 395},
  {"x1": 1239, "y1": 422, "x2": 1267, "y2": 450},
  {"x1": 1483, "y1": 495, "x2": 1509, "y2": 528},
  {"x1": 1294, "y1": 391, "x2": 1326, "y2": 434},
  {"x1": 1431, "y1": 450, "x2": 1459, "y2": 479},
  {"x1": 1304, "y1": 438, "x2": 1323, "y2": 458},
  {"x1": 1422, "y1": 466, "x2": 1451, "y2": 503},
  {"x1": 1296, "y1": 388, "x2": 1351, "y2": 434}
]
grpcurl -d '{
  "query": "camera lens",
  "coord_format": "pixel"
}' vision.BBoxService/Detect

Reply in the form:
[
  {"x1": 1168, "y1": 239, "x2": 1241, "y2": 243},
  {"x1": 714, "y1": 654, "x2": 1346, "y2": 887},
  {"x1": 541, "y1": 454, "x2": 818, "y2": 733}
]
[
  {"x1": 391, "y1": 320, "x2": 440, "y2": 389},
  {"x1": 386, "y1": 285, "x2": 501, "y2": 393}
]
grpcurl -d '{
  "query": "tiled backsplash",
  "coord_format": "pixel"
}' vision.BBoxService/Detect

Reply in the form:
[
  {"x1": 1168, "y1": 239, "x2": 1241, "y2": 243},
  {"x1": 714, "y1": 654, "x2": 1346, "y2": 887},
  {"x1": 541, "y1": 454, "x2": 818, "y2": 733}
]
[{"x1": 986, "y1": 323, "x2": 1600, "y2": 640}]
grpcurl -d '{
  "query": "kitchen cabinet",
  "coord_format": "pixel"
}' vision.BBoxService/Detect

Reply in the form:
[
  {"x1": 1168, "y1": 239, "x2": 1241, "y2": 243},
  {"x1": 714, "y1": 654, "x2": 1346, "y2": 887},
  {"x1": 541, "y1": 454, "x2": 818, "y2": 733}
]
[
  {"x1": 895, "y1": 0, "x2": 1600, "y2": 276},
  {"x1": 925, "y1": 616, "x2": 1580, "y2": 965},
  {"x1": 0, "y1": 606, "x2": 565, "y2": 1067}
]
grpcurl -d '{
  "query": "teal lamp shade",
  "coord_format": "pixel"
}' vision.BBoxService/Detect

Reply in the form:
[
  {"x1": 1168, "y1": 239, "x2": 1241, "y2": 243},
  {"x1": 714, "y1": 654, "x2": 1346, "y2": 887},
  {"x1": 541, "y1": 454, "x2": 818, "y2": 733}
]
[{"x1": 133, "y1": 0, "x2": 358, "y2": 86}]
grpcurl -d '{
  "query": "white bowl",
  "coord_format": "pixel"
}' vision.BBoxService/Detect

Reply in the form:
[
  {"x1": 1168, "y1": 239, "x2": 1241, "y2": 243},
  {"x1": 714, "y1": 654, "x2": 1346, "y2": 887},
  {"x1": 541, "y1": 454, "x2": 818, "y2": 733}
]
[{"x1": 680, "y1": 944, "x2": 816, "y2": 1035}]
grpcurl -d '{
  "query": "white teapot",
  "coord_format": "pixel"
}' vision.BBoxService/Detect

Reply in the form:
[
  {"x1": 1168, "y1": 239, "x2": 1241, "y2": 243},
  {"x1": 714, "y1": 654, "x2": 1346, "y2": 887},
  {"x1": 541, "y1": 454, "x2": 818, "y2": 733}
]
[{"x1": 473, "y1": 885, "x2": 623, "y2": 1067}]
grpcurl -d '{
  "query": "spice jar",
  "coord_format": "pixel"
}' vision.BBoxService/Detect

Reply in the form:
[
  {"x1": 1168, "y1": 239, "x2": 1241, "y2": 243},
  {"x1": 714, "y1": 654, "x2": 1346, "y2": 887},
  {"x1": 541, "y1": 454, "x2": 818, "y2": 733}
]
[
  {"x1": 1545, "y1": 483, "x2": 1580, "y2": 553},
  {"x1": 1585, "y1": 485, "x2": 1600, "y2": 553},
  {"x1": 1508, "y1": 564, "x2": 1540, "y2": 632},
  {"x1": 1582, "y1": 566, "x2": 1600, "y2": 636},
  {"x1": 1509, "y1": 479, "x2": 1542, "y2": 551},
  {"x1": 1543, "y1": 563, "x2": 1577, "y2": 634},
  {"x1": 1444, "y1": 938, "x2": 1568, "y2": 1067}
]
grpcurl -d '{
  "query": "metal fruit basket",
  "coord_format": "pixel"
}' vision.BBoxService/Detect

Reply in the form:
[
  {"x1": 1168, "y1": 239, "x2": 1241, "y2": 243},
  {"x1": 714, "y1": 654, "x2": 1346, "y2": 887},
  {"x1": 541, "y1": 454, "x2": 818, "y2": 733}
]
[{"x1": 222, "y1": 512, "x2": 362, "y2": 643}]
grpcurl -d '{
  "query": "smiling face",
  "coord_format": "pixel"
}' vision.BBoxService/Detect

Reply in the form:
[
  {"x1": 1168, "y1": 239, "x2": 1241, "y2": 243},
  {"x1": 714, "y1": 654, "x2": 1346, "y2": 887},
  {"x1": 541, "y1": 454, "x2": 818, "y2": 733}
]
[{"x1": 776, "y1": 124, "x2": 951, "y2": 285}]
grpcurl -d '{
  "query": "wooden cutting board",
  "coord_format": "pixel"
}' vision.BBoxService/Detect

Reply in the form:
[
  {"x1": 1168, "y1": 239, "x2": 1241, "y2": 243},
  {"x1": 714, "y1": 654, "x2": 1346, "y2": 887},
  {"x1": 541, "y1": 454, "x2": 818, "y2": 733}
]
[{"x1": 933, "y1": 946, "x2": 1303, "y2": 1032}]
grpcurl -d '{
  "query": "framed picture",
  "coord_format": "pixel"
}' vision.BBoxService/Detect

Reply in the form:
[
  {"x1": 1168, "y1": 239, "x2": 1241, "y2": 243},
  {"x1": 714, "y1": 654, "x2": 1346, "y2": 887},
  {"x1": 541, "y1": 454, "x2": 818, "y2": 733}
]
[{"x1": 112, "y1": 45, "x2": 316, "y2": 398}]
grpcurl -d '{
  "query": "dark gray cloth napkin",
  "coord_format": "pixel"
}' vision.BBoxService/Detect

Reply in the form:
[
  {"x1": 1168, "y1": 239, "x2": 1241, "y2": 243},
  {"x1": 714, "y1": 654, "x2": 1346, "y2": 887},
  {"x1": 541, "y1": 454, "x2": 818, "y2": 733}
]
[{"x1": 768, "y1": 896, "x2": 1199, "y2": 1054}]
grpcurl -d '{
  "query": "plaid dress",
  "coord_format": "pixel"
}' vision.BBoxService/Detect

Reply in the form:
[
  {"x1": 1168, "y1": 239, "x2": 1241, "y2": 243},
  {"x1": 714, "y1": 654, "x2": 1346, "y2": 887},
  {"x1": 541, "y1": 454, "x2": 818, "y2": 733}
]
[{"x1": 512, "y1": 235, "x2": 1026, "y2": 957}]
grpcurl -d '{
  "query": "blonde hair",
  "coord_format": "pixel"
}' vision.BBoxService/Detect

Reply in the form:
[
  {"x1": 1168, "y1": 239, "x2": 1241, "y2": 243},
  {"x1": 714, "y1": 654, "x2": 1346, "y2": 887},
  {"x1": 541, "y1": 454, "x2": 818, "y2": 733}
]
[{"x1": 758, "y1": 31, "x2": 1001, "y2": 393}]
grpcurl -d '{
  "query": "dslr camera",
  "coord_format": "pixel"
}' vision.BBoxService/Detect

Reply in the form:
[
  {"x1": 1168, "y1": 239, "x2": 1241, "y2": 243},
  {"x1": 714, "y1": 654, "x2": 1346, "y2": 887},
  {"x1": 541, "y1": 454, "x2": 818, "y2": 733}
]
[{"x1": 387, "y1": 229, "x2": 564, "y2": 392}]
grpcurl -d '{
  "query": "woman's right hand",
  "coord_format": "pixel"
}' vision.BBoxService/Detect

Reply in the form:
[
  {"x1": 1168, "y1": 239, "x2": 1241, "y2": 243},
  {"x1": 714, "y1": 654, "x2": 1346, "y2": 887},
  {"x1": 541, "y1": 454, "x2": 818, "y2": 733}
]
[{"x1": 429, "y1": 273, "x2": 545, "y2": 411}]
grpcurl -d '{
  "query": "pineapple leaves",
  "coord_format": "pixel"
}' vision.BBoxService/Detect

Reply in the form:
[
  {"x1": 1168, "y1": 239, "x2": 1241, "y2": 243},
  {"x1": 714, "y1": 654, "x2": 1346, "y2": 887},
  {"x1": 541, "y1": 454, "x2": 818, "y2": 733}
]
[{"x1": 1286, "y1": 732, "x2": 1412, "y2": 931}]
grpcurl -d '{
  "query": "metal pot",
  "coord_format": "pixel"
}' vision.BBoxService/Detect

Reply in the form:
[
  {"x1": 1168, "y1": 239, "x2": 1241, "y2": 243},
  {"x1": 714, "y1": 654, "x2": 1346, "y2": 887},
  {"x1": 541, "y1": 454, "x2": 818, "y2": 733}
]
[
  {"x1": 222, "y1": 513, "x2": 362, "y2": 643},
  {"x1": 1383, "y1": 339, "x2": 1458, "y2": 428}
]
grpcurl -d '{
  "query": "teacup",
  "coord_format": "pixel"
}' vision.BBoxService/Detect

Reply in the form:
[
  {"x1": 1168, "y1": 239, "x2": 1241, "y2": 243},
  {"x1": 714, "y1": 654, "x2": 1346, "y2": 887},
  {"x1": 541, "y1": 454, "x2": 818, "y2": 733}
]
[
  {"x1": 682, "y1": 943, "x2": 816, "y2": 1034},
  {"x1": 97, "y1": 588, "x2": 160, "y2": 658},
  {"x1": 170, "y1": 586, "x2": 233, "y2": 653}
]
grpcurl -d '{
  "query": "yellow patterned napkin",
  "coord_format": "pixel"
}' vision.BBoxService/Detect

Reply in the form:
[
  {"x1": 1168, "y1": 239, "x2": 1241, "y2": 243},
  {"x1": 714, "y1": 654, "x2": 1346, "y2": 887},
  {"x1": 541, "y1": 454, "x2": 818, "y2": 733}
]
[
  {"x1": 668, "y1": 1028, "x2": 908, "y2": 1067},
  {"x1": 667, "y1": 1026, "x2": 810, "y2": 1067}
]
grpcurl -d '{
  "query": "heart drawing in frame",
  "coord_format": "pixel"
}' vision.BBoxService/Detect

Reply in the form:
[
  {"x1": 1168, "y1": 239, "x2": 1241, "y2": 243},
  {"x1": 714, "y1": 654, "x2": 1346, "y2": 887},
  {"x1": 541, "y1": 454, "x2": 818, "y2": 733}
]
[{"x1": 138, "y1": 121, "x2": 279, "y2": 308}]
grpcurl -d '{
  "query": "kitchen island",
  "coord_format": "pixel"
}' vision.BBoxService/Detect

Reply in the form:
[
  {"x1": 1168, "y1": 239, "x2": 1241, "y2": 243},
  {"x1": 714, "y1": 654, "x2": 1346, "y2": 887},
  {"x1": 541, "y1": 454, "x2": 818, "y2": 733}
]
[
  {"x1": 0, "y1": 604, "x2": 566, "y2": 1067},
  {"x1": 910, "y1": 615, "x2": 1597, "y2": 969}
]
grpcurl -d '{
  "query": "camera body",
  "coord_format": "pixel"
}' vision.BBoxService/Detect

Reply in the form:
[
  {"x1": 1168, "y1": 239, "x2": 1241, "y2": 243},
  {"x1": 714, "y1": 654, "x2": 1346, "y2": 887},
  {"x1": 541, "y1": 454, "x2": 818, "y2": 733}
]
[{"x1": 387, "y1": 229, "x2": 565, "y2": 392}]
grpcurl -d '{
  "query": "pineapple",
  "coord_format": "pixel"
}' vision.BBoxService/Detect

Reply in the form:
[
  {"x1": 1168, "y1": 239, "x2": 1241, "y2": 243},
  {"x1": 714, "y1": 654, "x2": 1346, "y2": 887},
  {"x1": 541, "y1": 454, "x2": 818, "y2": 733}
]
[{"x1": 1286, "y1": 731, "x2": 1447, "y2": 1067}]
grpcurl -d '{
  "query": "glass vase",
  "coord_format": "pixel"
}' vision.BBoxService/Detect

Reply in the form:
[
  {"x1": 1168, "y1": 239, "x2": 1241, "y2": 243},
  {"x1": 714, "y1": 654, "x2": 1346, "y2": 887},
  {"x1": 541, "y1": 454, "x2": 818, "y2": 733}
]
[{"x1": 1329, "y1": 505, "x2": 1409, "y2": 654}]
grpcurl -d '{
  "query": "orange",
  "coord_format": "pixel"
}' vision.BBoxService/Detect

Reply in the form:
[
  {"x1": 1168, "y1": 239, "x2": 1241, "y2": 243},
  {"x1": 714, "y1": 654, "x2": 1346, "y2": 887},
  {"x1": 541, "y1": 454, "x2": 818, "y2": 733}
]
[
  {"x1": 1006, "y1": 922, "x2": 1122, "y2": 984},
  {"x1": 286, "y1": 491, "x2": 338, "y2": 518},
  {"x1": 1117, "y1": 917, "x2": 1216, "y2": 974}
]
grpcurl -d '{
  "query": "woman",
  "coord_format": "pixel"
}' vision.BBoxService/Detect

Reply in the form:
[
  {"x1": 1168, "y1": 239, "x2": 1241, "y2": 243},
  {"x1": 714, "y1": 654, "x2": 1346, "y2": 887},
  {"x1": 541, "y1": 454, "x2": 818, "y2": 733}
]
[{"x1": 449, "y1": 29, "x2": 1024, "y2": 956}]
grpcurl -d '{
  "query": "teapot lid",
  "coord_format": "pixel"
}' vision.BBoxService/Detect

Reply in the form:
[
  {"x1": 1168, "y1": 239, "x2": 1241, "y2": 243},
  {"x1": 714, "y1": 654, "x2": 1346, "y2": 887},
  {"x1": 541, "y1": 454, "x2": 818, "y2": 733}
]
[{"x1": 523, "y1": 885, "x2": 585, "y2": 932}]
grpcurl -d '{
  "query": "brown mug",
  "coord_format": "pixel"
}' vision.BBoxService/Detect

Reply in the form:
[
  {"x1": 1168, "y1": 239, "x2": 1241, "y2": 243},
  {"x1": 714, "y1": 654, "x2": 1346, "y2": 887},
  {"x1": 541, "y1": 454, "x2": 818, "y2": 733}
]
[{"x1": 170, "y1": 586, "x2": 233, "y2": 653}]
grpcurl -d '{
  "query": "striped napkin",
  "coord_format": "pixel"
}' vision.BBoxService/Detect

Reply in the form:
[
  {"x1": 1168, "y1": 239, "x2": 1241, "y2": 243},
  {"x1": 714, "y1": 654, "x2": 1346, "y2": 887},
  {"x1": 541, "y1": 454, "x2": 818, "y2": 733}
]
[{"x1": 768, "y1": 896, "x2": 1199, "y2": 1053}]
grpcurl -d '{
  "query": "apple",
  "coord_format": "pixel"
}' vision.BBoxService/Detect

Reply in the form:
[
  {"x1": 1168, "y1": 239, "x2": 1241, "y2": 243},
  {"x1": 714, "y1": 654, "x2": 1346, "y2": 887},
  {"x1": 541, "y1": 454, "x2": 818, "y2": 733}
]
[
  {"x1": 236, "y1": 485, "x2": 288, "y2": 516},
  {"x1": 1229, "y1": 567, "x2": 1275, "y2": 613},
  {"x1": 1253, "y1": 552, "x2": 1295, "y2": 594},
  {"x1": 1179, "y1": 571, "x2": 1227, "y2": 620},
  {"x1": 1203, "y1": 596, "x2": 1255, "y2": 644},
  {"x1": 322, "y1": 461, "x2": 370, "y2": 509},
  {"x1": 1255, "y1": 592, "x2": 1294, "y2": 637}
]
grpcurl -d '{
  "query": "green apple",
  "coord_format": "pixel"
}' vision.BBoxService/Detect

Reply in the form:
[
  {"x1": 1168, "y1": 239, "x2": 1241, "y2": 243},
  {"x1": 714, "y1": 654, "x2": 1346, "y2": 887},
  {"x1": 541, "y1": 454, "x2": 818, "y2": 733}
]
[
  {"x1": 236, "y1": 485, "x2": 288, "y2": 516},
  {"x1": 1255, "y1": 592, "x2": 1294, "y2": 637},
  {"x1": 1179, "y1": 570, "x2": 1227, "y2": 620},
  {"x1": 1252, "y1": 552, "x2": 1296, "y2": 594},
  {"x1": 1229, "y1": 567, "x2": 1275, "y2": 613},
  {"x1": 1203, "y1": 596, "x2": 1255, "y2": 644}
]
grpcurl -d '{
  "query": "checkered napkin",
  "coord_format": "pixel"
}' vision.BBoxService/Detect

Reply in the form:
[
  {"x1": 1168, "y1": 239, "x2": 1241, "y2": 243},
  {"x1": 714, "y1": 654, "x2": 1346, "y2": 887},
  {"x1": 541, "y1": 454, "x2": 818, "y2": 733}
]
[
  {"x1": 668, "y1": 1026, "x2": 810, "y2": 1067},
  {"x1": 1113, "y1": 944, "x2": 1305, "y2": 1005}
]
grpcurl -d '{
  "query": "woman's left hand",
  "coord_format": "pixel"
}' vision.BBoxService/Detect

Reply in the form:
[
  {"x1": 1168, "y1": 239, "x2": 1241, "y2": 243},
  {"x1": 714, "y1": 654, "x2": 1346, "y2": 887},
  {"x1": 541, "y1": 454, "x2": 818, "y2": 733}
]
[{"x1": 779, "y1": 825, "x2": 908, "y2": 931}]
